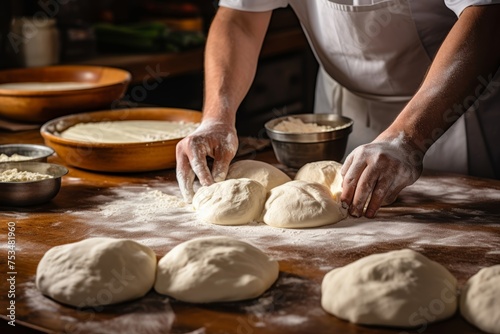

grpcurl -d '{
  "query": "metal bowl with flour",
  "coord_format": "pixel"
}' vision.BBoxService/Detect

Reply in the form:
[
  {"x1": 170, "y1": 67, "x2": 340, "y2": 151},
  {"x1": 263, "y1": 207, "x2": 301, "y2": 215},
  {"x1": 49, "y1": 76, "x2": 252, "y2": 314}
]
[
  {"x1": 0, "y1": 162, "x2": 68, "y2": 206},
  {"x1": 265, "y1": 114, "x2": 353, "y2": 169},
  {"x1": 0, "y1": 144, "x2": 54, "y2": 163}
]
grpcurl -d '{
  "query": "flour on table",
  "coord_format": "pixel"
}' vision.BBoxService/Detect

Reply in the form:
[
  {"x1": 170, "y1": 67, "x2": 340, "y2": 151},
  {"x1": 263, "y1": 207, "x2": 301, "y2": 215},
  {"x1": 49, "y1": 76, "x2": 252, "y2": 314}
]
[
  {"x1": 23, "y1": 281, "x2": 175, "y2": 334},
  {"x1": 59, "y1": 120, "x2": 199, "y2": 143},
  {"x1": 63, "y1": 174, "x2": 500, "y2": 267},
  {"x1": 0, "y1": 168, "x2": 53, "y2": 182},
  {"x1": 0, "y1": 153, "x2": 32, "y2": 162},
  {"x1": 272, "y1": 117, "x2": 339, "y2": 133}
]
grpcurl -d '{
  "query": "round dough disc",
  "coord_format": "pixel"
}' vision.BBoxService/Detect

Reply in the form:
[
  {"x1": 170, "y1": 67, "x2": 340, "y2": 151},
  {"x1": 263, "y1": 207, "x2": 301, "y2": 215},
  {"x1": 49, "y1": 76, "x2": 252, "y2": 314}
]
[
  {"x1": 226, "y1": 160, "x2": 291, "y2": 192},
  {"x1": 321, "y1": 249, "x2": 458, "y2": 328},
  {"x1": 36, "y1": 237, "x2": 157, "y2": 307},
  {"x1": 460, "y1": 265, "x2": 500, "y2": 334},
  {"x1": 262, "y1": 180, "x2": 347, "y2": 228},
  {"x1": 154, "y1": 236, "x2": 279, "y2": 303},
  {"x1": 193, "y1": 178, "x2": 266, "y2": 225},
  {"x1": 295, "y1": 160, "x2": 343, "y2": 199}
]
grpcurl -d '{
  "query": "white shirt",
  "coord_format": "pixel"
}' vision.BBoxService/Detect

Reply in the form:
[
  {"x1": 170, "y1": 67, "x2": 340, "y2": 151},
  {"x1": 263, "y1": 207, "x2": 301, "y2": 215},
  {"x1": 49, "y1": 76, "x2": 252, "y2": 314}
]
[{"x1": 219, "y1": 0, "x2": 499, "y2": 62}]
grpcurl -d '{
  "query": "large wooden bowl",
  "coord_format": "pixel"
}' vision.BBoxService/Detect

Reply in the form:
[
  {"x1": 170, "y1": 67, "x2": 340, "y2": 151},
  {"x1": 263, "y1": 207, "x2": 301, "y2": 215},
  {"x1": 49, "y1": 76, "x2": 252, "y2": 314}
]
[
  {"x1": 40, "y1": 108, "x2": 202, "y2": 172},
  {"x1": 0, "y1": 65, "x2": 131, "y2": 123}
]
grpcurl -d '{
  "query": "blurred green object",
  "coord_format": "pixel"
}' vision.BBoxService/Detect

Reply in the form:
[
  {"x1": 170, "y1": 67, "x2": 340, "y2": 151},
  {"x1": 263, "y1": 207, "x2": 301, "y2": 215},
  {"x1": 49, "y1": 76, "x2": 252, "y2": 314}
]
[{"x1": 93, "y1": 22, "x2": 205, "y2": 52}]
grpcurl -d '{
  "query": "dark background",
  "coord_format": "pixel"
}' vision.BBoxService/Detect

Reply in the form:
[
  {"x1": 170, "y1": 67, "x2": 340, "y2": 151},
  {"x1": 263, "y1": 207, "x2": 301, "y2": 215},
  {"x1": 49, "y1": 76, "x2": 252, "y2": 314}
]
[{"x1": 0, "y1": 0, "x2": 318, "y2": 137}]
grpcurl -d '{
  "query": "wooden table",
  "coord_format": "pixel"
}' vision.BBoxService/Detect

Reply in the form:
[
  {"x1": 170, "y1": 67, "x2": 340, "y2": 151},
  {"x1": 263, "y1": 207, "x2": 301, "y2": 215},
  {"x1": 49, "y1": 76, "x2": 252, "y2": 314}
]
[{"x1": 1, "y1": 129, "x2": 499, "y2": 334}]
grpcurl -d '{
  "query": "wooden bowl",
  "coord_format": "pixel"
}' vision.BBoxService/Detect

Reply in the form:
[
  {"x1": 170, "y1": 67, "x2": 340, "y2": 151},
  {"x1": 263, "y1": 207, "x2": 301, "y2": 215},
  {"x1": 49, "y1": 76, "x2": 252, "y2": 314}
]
[
  {"x1": 0, "y1": 65, "x2": 131, "y2": 123},
  {"x1": 40, "y1": 108, "x2": 201, "y2": 173}
]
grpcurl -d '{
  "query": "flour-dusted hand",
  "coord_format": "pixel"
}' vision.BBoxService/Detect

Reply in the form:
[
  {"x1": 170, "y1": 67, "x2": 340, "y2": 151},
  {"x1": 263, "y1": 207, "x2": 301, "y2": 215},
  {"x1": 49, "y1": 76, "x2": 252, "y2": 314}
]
[
  {"x1": 176, "y1": 120, "x2": 238, "y2": 203},
  {"x1": 340, "y1": 134, "x2": 423, "y2": 218}
]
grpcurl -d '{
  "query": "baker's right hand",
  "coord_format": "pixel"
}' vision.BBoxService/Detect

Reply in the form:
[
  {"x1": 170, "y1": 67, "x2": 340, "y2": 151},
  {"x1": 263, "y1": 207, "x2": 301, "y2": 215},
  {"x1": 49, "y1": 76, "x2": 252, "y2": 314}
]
[{"x1": 176, "y1": 120, "x2": 238, "y2": 203}]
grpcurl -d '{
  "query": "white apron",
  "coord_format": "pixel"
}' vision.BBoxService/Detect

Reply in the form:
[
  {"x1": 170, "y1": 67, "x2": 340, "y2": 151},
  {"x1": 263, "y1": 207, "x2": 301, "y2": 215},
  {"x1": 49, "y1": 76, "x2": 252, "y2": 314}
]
[{"x1": 306, "y1": 0, "x2": 471, "y2": 174}]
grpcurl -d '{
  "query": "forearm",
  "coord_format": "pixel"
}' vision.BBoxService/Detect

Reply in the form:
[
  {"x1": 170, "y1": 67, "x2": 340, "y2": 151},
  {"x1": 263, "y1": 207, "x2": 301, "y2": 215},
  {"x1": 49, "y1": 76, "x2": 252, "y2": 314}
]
[
  {"x1": 378, "y1": 5, "x2": 500, "y2": 159},
  {"x1": 203, "y1": 7, "x2": 272, "y2": 125}
]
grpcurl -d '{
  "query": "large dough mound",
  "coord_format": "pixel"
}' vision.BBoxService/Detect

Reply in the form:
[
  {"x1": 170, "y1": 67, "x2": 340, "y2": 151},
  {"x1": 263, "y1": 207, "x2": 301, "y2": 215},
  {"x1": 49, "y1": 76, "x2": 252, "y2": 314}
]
[
  {"x1": 460, "y1": 265, "x2": 500, "y2": 334},
  {"x1": 226, "y1": 160, "x2": 291, "y2": 192},
  {"x1": 193, "y1": 178, "x2": 266, "y2": 225},
  {"x1": 262, "y1": 180, "x2": 347, "y2": 228},
  {"x1": 321, "y1": 249, "x2": 458, "y2": 328},
  {"x1": 36, "y1": 238, "x2": 157, "y2": 307},
  {"x1": 295, "y1": 160, "x2": 343, "y2": 199},
  {"x1": 154, "y1": 236, "x2": 279, "y2": 303}
]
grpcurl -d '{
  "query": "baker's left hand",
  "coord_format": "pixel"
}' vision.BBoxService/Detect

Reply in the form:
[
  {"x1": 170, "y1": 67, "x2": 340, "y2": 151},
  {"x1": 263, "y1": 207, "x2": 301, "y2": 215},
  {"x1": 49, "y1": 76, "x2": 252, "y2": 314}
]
[{"x1": 340, "y1": 136, "x2": 423, "y2": 218}]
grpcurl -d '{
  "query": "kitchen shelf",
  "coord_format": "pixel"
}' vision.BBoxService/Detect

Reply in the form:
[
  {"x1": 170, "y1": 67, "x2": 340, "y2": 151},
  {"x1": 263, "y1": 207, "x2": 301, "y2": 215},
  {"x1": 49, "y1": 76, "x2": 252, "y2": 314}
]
[{"x1": 75, "y1": 28, "x2": 308, "y2": 85}]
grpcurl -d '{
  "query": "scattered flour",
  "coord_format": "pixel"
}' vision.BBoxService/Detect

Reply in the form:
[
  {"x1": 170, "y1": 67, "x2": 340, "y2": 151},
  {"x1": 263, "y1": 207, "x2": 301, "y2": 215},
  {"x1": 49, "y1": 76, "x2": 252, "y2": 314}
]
[
  {"x1": 66, "y1": 177, "x2": 500, "y2": 266},
  {"x1": 60, "y1": 120, "x2": 200, "y2": 143},
  {"x1": 0, "y1": 153, "x2": 32, "y2": 162},
  {"x1": 13, "y1": 173, "x2": 500, "y2": 333},
  {"x1": 0, "y1": 168, "x2": 53, "y2": 182},
  {"x1": 272, "y1": 117, "x2": 339, "y2": 133}
]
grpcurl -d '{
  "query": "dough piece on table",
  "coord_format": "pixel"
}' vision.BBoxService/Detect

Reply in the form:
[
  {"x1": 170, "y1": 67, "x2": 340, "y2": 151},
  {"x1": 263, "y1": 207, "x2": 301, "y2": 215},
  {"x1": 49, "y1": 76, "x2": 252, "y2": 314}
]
[
  {"x1": 460, "y1": 265, "x2": 500, "y2": 334},
  {"x1": 226, "y1": 160, "x2": 291, "y2": 192},
  {"x1": 193, "y1": 178, "x2": 266, "y2": 226},
  {"x1": 154, "y1": 236, "x2": 279, "y2": 303},
  {"x1": 295, "y1": 160, "x2": 343, "y2": 199},
  {"x1": 321, "y1": 249, "x2": 458, "y2": 328},
  {"x1": 36, "y1": 238, "x2": 157, "y2": 307},
  {"x1": 262, "y1": 180, "x2": 347, "y2": 229}
]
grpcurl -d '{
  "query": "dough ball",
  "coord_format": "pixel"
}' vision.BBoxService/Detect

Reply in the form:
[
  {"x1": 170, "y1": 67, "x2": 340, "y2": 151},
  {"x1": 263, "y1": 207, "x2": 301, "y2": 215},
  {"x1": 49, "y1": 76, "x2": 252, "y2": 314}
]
[
  {"x1": 193, "y1": 178, "x2": 266, "y2": 226},
  {"x1": 36, "y1": 238, "x2": 157, "y2": 307},
  {"x1": 262, "y1": 180, "x2": 347, "y2": 229},
  {"x1": 295, "y1": 160, "x2": 343, "y2": 199},
  {"x1": 154, "y1": 236, "x2": 279, "y2": 303},
  {"x1": 321, "y1": 249, "x2": 458, "y2": 328},
  {"x1": 460, "y1": 265, "x2": 500, "y2": 334},
  {"x1": 226, "y1": 160, "x2": 291, "y2": 192}
]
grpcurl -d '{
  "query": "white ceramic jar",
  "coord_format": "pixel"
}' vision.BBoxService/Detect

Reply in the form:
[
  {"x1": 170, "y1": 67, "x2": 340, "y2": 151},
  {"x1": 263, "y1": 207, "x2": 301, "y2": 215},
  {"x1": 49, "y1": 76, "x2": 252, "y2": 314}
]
[{"x1": 10, "y1": 17, "x2": 60, "y2": 67}]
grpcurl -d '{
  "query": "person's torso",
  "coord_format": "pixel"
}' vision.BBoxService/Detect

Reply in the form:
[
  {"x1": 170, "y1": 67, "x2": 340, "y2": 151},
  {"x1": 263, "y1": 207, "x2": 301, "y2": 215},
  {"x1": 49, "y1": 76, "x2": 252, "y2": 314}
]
[{"x1": 289, "y1": 0, "x2": 457, "y2": 96}]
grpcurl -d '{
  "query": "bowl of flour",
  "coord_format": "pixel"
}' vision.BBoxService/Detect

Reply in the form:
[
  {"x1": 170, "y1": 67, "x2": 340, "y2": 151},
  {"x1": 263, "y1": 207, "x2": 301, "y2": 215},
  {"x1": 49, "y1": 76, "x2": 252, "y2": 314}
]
[
  {"x1": 0, "y1": 162, "x2": 68, "y2": 206},
  {"x1": 0, "y1": 144, "x2": 54, "y2": 163},
  {"x1": 265, "y1": 114, "x2": 353, "y2": 169}
]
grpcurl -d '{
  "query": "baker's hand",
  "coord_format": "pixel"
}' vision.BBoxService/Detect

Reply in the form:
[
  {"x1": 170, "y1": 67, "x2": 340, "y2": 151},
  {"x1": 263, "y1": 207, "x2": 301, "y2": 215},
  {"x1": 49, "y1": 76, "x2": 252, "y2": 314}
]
[
  {"x1": 340, "y1": 136, "x2": 423, "y2": 218},
  {"x1": 176, "y1": 120, "x2": 238, "y2": 203}
]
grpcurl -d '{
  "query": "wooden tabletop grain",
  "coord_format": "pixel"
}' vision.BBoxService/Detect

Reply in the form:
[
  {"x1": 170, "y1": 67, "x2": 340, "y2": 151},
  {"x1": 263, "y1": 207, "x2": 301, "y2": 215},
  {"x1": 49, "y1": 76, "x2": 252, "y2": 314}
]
[{"x1": 1, "y1": 129, "x2": 499, "y2": 334}]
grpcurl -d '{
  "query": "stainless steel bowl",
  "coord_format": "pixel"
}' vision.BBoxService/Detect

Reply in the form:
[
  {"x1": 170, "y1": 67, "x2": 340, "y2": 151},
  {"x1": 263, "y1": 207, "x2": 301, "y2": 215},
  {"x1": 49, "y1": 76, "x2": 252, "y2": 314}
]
[
  {"x1": 0, "y1": 144, "x2": 54, "y2": 163},
  {"x1": 0, "y1": 162, "x2": 68, "y2": 206},
  {"x1": 265, "y1": 114, "x2": 353, "y2": 169}
]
